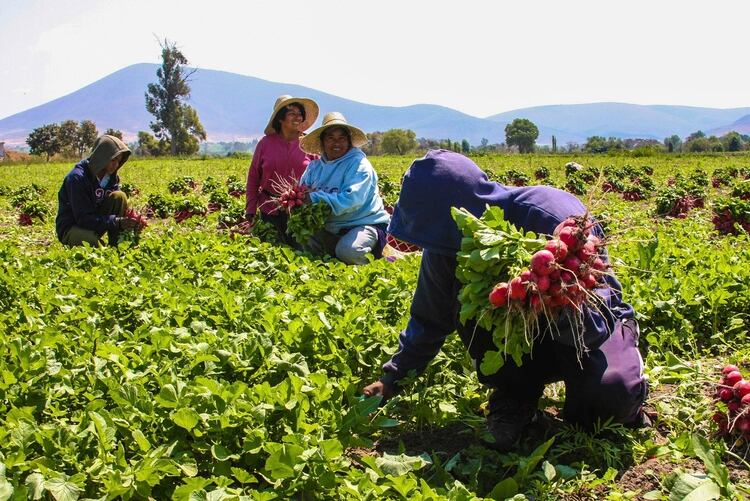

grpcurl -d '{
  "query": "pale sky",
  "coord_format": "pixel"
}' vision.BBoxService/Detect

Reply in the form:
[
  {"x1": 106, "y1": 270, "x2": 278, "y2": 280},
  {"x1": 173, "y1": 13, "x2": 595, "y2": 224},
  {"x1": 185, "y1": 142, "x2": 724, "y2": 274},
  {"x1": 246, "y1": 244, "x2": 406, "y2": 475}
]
[{"x1": 1, "y1": 0, "x2": 749, "y2": 120}]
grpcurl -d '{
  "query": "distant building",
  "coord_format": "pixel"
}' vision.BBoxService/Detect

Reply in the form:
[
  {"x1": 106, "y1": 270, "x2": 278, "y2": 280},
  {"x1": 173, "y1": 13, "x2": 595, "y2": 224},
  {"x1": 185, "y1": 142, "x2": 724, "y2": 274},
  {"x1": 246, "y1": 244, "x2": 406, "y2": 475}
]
[{"x1": 0, "y1": 142, "x2": 5, "y2": 161}]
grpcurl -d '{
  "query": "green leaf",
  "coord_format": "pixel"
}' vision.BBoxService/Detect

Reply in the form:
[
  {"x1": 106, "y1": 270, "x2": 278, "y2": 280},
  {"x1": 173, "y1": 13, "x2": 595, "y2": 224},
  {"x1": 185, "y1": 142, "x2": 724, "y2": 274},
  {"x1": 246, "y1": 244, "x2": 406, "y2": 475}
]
[
  {"x1": 341, "y1": 395, "x2": 382, "y2": 432},
  {"x1": 0, "y1": 479, "x2": 12, "y2": 501},
  {"x1": 542, "y1": 461, "x2": 556, "y2": 481},
  {"x1": 231, "y1": 468, "x2": 257, "y2": 485},
  {"x1": 44, "y1": 478, "x2": 82, "y2": 501},
  {"x1": 375, "y1": 452, "x2": 431, "y2": 476},
  {"x1": 172, "y1": 408, "x2": 200, "y2": 431},
  {"x1": 264, "y1": 443, "x2": 305, "y2": 480},
  {"x1": 210, "y1": 444, "x2": 239, "y2": 462},
  {"x1": 172, "y1": 478, "x2": 214, "y2": 501},
  {"x1": 25, "y1": 472, "x2": 45, "y2": 500},
  {"x1": 132, "y1": 429, "x2": 151, "y2": 452},
  {"x1": 691, "y1": 434, "x2": 729, "y2": 491},
  {"x1": 319, "y1": 439, "x2": 343, "y2": 459},
  {"x1": 89, "y1": 411, "x2": 115, "y2": 451},
  {"x1": 514, "y1": 437, "x2": 554, "y2": 485},
  {"x1": 480, "y1": 350, "x2": 504, "y2": 376},
  {"x1": 489, "y1": 477, "x2": 518, "y2": 500},
  {"x1": 666, "y1": 473, "x2": 720, "y2": 501},
  {"x1": 372, "y1": 416, "x2": 399, "y2": 428}
]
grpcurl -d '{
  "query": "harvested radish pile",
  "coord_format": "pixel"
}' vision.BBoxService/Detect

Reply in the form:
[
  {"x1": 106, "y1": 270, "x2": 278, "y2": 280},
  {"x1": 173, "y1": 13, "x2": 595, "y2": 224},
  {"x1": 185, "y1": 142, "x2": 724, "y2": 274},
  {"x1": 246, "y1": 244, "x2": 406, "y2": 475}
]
[
  {"x1": 452, "y1": 206, "x2": 612, "y2": 374},
  {"x1": 713, "y1": 364, "x2": 750, "y2": 441}
]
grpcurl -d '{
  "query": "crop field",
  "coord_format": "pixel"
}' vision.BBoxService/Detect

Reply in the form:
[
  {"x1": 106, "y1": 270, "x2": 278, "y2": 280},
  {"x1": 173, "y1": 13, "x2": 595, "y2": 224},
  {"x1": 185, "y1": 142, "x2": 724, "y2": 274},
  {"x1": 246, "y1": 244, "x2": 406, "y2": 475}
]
[{"x1": 1, "y1": 153, "x2": 750, "y2": 500}]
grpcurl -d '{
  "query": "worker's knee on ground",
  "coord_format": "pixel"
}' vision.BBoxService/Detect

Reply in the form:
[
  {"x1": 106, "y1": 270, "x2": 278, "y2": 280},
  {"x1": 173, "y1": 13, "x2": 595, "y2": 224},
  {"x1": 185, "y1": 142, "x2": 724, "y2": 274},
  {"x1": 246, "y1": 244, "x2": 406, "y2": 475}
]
[{"x1": 335, "y1": 241, "x2": 371, "y2": 265}]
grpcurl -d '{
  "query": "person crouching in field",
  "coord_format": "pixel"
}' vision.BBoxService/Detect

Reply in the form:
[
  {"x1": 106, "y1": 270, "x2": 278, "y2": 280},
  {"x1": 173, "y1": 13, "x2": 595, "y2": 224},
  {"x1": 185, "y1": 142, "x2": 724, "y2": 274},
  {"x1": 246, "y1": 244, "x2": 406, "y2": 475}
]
[
  {"x1": 55, "y1": 134, "x2": 137, "y2": 246},
  {"x1": 298, "y1": 112, "x2": 390, "y2": 264},
  {"x1": 363, "y1": 150, "x2": 649, "y2": 451}
]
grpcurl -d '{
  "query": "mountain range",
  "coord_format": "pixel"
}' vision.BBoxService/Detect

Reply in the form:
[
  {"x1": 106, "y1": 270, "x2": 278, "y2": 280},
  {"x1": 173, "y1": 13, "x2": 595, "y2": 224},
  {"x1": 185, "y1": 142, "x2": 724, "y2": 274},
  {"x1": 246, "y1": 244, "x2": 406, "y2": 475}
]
[{"x1": 1, "y1": 63, "x2": 748, "y2": 146}]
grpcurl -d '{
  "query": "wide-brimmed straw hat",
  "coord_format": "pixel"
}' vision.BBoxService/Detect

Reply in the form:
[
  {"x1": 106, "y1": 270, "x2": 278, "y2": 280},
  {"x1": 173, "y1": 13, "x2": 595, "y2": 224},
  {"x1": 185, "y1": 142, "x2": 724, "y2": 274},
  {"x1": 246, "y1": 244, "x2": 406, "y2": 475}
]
[
  {"x1": 299, "y1": 112, "x2": 368, "y2": 155},
  {"x1": 264, "y1": 95, "x2": 319, "y2": 135}
]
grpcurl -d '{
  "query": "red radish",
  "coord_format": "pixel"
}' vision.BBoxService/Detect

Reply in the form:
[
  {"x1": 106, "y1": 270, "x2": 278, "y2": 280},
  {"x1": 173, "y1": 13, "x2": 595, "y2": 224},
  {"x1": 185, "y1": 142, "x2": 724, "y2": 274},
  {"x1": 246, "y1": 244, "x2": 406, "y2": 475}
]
[
  {"x1": 530, "y1": 250, "x2": 556, "y2": 276},
  {"x1": 734, "y1": 380, "x2": 750, "y2": 398},
  {"x1": 535, "y1": 274, "x2": 550, "y2": 293},
  {"x1": 529, "y1": 294, "x2": 543, "y2": 311},
  {"x1": 576, "y1": 241, "x2": 597, "y2": 263},
  {"x1": 582, "y1": 273, "x2": 598, "y2": 289},
  {"x1": 728, "y1": 400, "x2": 741, "y2": 413},
  {"x1": 18, "y1": 213, "x2": 33, "y2": 226},
  {"x1": 549, "y1": 269, "x2": 561, "y2": 281},
  {"x1": 548, "y1": 282, "x2": 563, "y2": 297},
  {"x1": 520, "y1": 269, "x2": 533, "y2": 282},
  {"x1": 719, "y1": 388, "x2": 733, "y2": 402},
  {"x1": 722, "y1": 364, "x2": 741, "y2": 375},
  {"x1": 488, "y1": 282, "x2": 509, "y2": 308},
  {"x1": 560, "y1": 271, "x2": 575, "y2": 283},
  {"x1": 737, "y1": 417, "x2": 750, "y2": 433},
  {"x1": 557, "y1": 226, "x2": 579, "y2": 250},
  {"x1": 509, "y1": 277, "x2": 527, "y2": 301},
  {"x1": 562, "y1": 256, "x2": 583, "y2": 274},
  {"x1": 742, "y1": 393, "x2": 750, "y2": 406},
  {"x1": 544, "y1": 239, "x2": 568, "y2": 260},
  {"x1": 553, "y1": 217, "x2": 577, "y2": 236},
  {"x1": 550, "y1": 295, "x2": 567, "y2": 307},
  {"x1": 591, "y1": 258, "x2": 607, "y2": 272},
  {"x1": 725, "y1": 371, "x2": 743, "y2": 386}
]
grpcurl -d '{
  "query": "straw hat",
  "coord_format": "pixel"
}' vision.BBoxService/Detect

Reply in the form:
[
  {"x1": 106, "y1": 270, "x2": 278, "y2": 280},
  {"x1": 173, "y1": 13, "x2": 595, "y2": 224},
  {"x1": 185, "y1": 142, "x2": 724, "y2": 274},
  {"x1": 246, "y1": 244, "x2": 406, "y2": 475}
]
[
  {"x1": 299, "y1": 112, "x2": 368, "y2": 155},
  {"x1": 264, "y1": 95, "x2": 319, "y2": 135}
]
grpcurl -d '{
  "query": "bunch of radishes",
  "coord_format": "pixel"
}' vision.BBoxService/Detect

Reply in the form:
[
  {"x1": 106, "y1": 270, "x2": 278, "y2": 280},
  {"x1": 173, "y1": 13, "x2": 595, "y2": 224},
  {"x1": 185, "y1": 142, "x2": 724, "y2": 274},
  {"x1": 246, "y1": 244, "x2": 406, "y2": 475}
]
[
  {"x1": 124, "y1": 208, "x2": 148, "y2": 231},
  {"x1": 488, "y1": 215, "x2": 609, "y2": 312},
  {"x1": 278, "y1": 185, "x2": 309, "y2": 212},
  {"x1": 117, "y1": 208, "x2": 148, "y2": 244},
  {"x1": 713, "y1": 364, "x2": 750, "y2": 439}
]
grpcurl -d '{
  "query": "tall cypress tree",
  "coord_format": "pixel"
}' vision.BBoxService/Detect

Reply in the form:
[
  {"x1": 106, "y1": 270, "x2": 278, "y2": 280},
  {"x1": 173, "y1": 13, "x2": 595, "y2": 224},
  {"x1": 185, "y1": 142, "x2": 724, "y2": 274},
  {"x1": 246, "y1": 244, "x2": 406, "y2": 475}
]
[{"x1": 145, "y1": 39, "x2": 207, "y2": 155}]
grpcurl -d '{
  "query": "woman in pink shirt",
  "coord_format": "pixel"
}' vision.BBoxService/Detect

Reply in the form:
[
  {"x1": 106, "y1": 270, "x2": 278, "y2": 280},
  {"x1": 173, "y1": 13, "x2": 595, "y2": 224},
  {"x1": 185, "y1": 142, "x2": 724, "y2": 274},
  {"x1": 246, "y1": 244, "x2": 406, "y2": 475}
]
[{"x1": 245, "y1": 95, "x2": 319, "y2": 245}]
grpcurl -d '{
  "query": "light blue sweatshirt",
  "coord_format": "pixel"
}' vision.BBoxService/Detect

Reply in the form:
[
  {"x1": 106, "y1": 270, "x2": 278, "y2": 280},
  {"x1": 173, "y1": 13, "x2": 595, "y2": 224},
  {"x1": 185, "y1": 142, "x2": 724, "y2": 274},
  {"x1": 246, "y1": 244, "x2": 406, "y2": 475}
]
[{"x1": 300, "y1": 147, "x2": 390, "y2": 233}]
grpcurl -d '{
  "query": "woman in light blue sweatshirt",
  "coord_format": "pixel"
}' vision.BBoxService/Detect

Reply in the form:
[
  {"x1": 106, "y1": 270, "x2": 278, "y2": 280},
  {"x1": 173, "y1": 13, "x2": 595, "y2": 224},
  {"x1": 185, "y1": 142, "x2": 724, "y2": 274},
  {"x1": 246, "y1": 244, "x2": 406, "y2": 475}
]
[{"x1": 299, "y1": 112, "x2": 390, "y2": 264}]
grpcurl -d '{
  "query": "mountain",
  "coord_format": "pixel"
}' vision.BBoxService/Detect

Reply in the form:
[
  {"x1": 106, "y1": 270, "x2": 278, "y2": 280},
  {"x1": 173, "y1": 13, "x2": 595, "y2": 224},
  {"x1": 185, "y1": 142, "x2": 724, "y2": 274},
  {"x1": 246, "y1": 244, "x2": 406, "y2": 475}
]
[
  {"x1": 0, "y1": 63, "x2": 507, "y2": 146},
  {"x1": 708, "y1": 114, "x2": 750, "y2": 136},
  {"x1": 1, "y1": 63, "x2": 749, "y2": 146}
]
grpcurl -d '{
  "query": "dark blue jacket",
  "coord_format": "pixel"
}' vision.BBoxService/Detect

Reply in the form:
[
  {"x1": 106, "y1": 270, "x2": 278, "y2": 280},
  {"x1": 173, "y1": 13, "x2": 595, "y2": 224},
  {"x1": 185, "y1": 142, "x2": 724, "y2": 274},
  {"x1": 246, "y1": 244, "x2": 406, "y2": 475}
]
[
  {"x1": 382, "y1": 150, "x2": 634, "y2": 386},
  {"x1": 55, "y1": 159, "x2": 121, "y2": 241}
]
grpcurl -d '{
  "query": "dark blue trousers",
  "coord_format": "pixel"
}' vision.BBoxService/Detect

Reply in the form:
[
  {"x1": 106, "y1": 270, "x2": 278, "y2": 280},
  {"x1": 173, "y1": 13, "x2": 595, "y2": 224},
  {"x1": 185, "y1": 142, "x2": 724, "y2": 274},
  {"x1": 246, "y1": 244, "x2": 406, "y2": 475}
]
[{"x1": 471, "y1": 319, "x2": 647, "y2": 427}]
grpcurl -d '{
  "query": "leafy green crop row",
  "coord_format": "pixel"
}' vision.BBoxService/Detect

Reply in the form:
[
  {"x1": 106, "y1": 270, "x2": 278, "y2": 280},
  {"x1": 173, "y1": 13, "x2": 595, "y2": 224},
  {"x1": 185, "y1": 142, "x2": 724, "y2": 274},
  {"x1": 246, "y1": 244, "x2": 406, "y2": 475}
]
[{"x1": 1, "y1": 154, "x2": 749, "y2": 499}]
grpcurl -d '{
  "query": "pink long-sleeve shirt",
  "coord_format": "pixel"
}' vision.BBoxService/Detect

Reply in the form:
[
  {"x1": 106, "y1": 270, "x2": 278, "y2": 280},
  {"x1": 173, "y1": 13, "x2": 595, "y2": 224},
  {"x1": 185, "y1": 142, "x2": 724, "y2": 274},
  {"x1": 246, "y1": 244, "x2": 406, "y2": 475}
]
[{"x1": 245, "y1": 133, "x2": 317, "y2": 215}]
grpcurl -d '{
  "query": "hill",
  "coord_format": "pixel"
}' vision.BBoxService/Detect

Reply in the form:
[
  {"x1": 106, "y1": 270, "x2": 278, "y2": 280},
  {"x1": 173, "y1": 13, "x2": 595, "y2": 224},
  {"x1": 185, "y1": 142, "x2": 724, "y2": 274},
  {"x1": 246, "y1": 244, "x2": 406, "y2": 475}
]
[
  {"x1": 0, "y1": 64, "x2": 506, "y2": 146},
  {"x1": 1, "y1": 64, "x2": 748, "y2": 146},
  {"x1": 708, "y1": 114, "x2": 750, "y2": 136}
]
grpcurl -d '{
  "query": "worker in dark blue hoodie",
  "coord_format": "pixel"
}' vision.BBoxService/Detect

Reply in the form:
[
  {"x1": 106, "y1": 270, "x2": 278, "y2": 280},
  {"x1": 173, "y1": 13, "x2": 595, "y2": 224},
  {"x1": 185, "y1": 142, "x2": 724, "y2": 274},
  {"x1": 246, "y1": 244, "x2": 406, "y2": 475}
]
[
  {"x1": 363, "y1": 150, "x2": 648, "y2": 451},
  {"x1": 56, "y1": 134, "x2": 137, "y2": 246}
]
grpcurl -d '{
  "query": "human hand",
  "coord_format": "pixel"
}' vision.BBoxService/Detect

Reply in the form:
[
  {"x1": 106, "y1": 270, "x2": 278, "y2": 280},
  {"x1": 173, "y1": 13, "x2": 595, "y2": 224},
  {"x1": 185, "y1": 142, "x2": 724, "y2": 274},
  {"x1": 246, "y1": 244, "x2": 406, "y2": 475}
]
[{"x1": 362, "y1": 380, "x2": 395, "y2": 400}]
